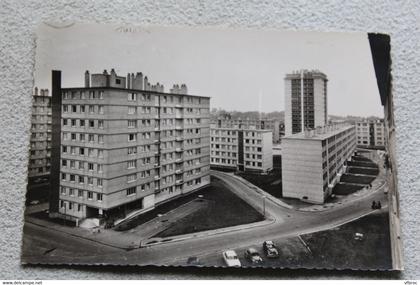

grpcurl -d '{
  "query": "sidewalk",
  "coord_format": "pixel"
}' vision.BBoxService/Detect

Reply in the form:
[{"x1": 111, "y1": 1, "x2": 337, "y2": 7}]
[
  {"x1": 224, "y1": 149, "x2": 387, "y2": 213},
  {"x1": 25, "y1": 198, "x2": 212, "y2": 249}
]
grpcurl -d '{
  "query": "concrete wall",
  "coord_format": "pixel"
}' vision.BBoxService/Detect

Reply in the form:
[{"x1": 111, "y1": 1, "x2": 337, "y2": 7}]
[{"x1": 282, "y1": 139, "x2": 324, "y2": 203}]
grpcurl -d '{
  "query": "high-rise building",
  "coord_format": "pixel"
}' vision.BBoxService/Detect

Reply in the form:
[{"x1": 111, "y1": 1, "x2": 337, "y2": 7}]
[
  {"x1": 210, "y1": 123, "x2": 273, "y2": 173},
  {"x1": 282, "y1": 124, "x2": 356, "y2": 204},
  {"x1": 356, "y1": 119, "x2": 385, "y2": 148},
  {"x1": 50, "y1": 69, "x2": 210, "y2": 224},
  {"x1": 28, "y1": 88, "x2": 52, "y2": 180},
  {"x1": 284, "y1": 70, "x2": 328, "y2": 136}
]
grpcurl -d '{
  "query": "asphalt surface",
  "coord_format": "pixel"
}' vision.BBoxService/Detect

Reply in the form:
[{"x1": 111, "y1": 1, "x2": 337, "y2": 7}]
[{"x1": 22, "y1": 168, "x2": 388, "y2": 266}]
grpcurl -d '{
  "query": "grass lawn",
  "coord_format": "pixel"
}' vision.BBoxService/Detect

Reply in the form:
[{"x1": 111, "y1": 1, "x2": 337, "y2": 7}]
[
  {"x1": 301, "y1": 211, "x2": 392, "y2": 270},
  {"x1": 348, "y1": 167, "x2": 379, "y2": 176},
  {"x1": 152, "y1": 176, "x2": 264, "y2": 238},
  {"x1": 340, "y1": 174, "x2": 376, "y2": 185},
  {"x1": 347, "y1": 161, "x2": 378, "y2": 168},
  {"x1": 333, "y1": 183, "x2": 365, "y2": 195},
  {"x1": 237, "y1": 171, "x2": 283, "y2": 198}
]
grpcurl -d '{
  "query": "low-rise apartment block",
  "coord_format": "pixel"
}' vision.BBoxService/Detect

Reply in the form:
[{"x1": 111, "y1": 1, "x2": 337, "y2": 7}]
[
  {"x1": 212, "y1": 118, "x2": 283, "y2": 143},
  {"x1": 28, "y1": 88, "x2": 52, "y2": 180},
  {"x1": 210, "y1": 123, "x2": 273, "y2": 173},
  {"x1": 356, "y1": 119, "x2": 385, "y2": 148},
  {"x1": 51, "y1": 69, "x2": 210, "y2": 224},
  {"x1": 282, "y1": 124, "x2": 356, "y2": 204}
]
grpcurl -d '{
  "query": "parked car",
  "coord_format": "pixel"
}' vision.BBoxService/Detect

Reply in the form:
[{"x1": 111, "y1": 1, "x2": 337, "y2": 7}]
[
  {"x1": 244, "y1": 247, "x2": 263, "y2": 264},
  {"x1": 263, "y1": 240, "x2": 279, "y2": 258},
  {"x1": 223, "y1": 250, "x2": 241, "y2": 267},
  {"x1": 186, "y1": 256, "x2": 202, "y2": 266}
]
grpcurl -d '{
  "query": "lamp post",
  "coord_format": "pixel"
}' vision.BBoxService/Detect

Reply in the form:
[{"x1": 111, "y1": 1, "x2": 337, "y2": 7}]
[{"x1": 262, "y1": 195, "x2": 266, "y2": 218}]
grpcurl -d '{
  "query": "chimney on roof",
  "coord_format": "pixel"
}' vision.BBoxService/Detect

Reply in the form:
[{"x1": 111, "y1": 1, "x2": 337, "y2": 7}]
[
  {"x1": 144, "y1": 76, "x2": 149, "y2": 91},
  {"x1": 103, "y1": 69, "x2": 108, "y2": 75},
  {"x1": 44, "y1": 89, "x2": 49, "y2": 96},
  {"x1": 34, "y1": 87, "x2": 38, "y2": 96},
  {"x1": 84, "y1": 70, "x2": 90, "y2": 87},
  {"x1": 132, "y1": 72, "x2": 143, "y2": 90},
  {"x1": 127, "y1": 73, "x2": 131, "y2": 89}
]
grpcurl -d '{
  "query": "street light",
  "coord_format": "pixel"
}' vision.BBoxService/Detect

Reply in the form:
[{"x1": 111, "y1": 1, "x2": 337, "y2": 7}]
[{"x1": 262, "y1": 195, "x2": 266, "y2": 218}]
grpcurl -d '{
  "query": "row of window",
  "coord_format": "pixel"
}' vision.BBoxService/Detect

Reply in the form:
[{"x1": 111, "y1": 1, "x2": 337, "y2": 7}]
[
  {"x1": 63, "y1": 104, "x2": 104, "y2": 114},
  {"x1": 63, "y1": 118, "x2": 104, "y2": 128},
  {"x1": 63, "y1": 132, "x2": 104, "y2": 143},
  {"x1": 211, "y1": 157, "x2": 237, "y2": 165},
  {"x1": 63, "y1": 90, "x2": 104, "y2": 100},
  {"x1": 61, "y1": 173, "x2": 103, "y2": 187},
  {"x1": 62, "y1": 145, "x2": 104, "y2": 158}
]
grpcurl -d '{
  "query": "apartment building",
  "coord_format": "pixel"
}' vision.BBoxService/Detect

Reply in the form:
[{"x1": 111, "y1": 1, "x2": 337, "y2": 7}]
[
  {"x1": 50, "y1": 69, "x2": 210, "y2": 223},
  {"x1": 356, "y1": 119, "x2": 385, "y2": 148},
  {"x1": 284, "y1": 70, "x2": 328, "y2": 135},
  {"x1": 210, "y1": 124, "x2": 273, "y2": 173},
  {"x1": 28, "y1": 88, "x2": 52, "y2": 180},
  {"x1": 212, "y1": 118, "x2": 283, "y2": 143},
  {"x1": 282, "y1": 124, "x2": 356, "y2": 204}
]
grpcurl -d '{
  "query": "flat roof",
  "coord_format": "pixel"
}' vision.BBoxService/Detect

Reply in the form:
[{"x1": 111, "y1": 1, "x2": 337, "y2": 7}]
[
  {"x1": 61, "y1": 86, "x2": 211, "y2": 99},
  {"x1": 210, "y1": 126, "x2": 272, "y2": 133},
  {"x1": 282, "y1": 125, "x2": 355, "y2": 141}
]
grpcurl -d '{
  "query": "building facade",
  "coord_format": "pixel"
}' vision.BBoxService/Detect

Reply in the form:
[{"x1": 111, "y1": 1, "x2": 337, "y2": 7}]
[
  {"x1": 210, "y1": 124, "x2": 273, "y2": 173},
  {"x1": 212, "y1": 118, "x2": 283, "y2": 143},
  {"x1": 355, "y1": 119, "x2": 385, "y2": 148},
  {"x1": 54, "y1": 69, "x2": 210, "y2": 223},
  {"x1": 284, "y1": 70, "x2": 328, "y2": 136},
  {"x1": 28, "y1": 88, "x2": 52, "y2": 180},
  {"x1": 282, "y1": 124, "x2": 356, "y2": 204}
]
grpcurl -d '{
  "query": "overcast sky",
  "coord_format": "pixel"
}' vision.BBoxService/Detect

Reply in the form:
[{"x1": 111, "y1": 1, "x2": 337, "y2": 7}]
[{"x1": 35, "y1": 23, "x2": 383, "y2": 117}]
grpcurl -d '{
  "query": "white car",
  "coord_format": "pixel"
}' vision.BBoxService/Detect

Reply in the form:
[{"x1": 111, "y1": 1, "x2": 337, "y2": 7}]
[{"x1": 223, "y1": 250, "x2": 241, "y2": 267}]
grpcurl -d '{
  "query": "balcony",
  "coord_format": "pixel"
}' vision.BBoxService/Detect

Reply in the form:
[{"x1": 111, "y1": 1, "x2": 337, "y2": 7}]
[
  {"x1": 175, "y1": 179, "x2": 183, "y2": 185},
  {"x1": 175, "y1": 147, "x2": 183, "y2": 152},
  {"x1": 175, "y1": 104, "x2": 183, "y2": 108},
  {"x1": 175, "y1": 126, "x2": 183, "y2": 130},
  {"x1": 154, "y1": 163, "x2": 160, "y2": 168},
  {"x1": 175, "y1": 169, "x2": 183, "y2": 174},
  {"x1": 154, "y1": 175, "x2": 160, "y2": 181},
  {"x1": 175, "y1": 158, "x2": 183, "y2": 163},
  {"x1": 175, "y1": 137, "x2": 183, "y2": 142},
  {"x1": 154, "y1": 139, "x2": 160, "y2": 144}
]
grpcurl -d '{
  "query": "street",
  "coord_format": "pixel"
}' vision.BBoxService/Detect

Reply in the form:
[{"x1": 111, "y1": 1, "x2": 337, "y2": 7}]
[{"x1": 22, "y1": 168, "x2": 388, "y2": 266}]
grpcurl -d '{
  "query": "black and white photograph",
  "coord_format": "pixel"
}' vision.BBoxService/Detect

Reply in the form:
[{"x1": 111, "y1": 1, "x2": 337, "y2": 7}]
[{"x1": 21, "y1": 23, "x2": 402, "y2": 270}]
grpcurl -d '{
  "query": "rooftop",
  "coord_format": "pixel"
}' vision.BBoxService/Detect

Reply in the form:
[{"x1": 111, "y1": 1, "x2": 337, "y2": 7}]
[{"x1": 283, "y1": 124, "x2": 354, "y2": 141}]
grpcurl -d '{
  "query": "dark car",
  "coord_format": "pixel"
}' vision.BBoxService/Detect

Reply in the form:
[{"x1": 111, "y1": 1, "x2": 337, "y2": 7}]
[
  {"x1": 186, "y1": 256, "x2": 202, "y2": 266},
  {"x1": 263, "y1": 240, "x2": 279, "y2": 258},
  {"x1": 244, "y1": 247, "x2": 263, "y2": 264}
]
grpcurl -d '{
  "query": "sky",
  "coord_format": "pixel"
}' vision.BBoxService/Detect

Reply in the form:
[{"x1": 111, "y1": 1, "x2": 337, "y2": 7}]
[{"x1": 35, "y1": 23, "x2": 383, "y2": 117}]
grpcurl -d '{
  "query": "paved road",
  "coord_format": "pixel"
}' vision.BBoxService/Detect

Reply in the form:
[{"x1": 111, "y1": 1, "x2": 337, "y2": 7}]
[{"x1": 22, "y1": 168, "x2": 388, "y2": 266}]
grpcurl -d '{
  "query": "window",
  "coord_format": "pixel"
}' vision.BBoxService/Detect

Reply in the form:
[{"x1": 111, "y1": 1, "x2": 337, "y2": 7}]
[
  {"x1": 98, "y1": 120, "x2": 104, "y2": 128},
  {"x1": 127, "y1": 173, "x2": 137, "y2": 183},
  {"x1": 88, "y1": 177, "x2": 93, "y2": 185},
  {"x1": 128, "y1": 133, "x2": 136, "y2": 142},
  {"x1": 89, "y1": 105, "x2": 95, "y2": 113},
  {"x1": 88, "y1": 163, "x2": 94, "y2": 171},
  {"x1": 63, "y1": 119, "x2": 68, "y2": 126},
  {"x1": 126, "y1": 187, "x2": 136, "y2": 196},
  {"x1": 128, "y1": 120, "x2": 136, "y2": 128},
  {"x1": 69, "y1": 188, "x2": 74, "y2": 196},
  {"x1": 78, "y1": 190, "x2": 83, "y2": 197},
  {"x1": 71, "y1": 133, "x2": 76, "y2": 141},
  {"x1": 98, "y1": 135, "x2": 104, "y2": 144},
  {"x1": 97, "y1": 179, "x2": 103, "y2": 187},
  {"x1": 128, "y1": 93, "x2": 137, "y2": 101},
  {"x1": 79, "y1": 147, "x2": 85, "y2": 155},
  {"x1": 61, "y1": 173, "x2": 66, "y2": 181},
  {"x1": 80, "y1": 120, "x2": 85, "y2": 127},
  {"x1": 79, "y1": 176, "x2": 84, "y2": 184},
  {"x1": 80, "y1": 105, "x2": 85, "y2": 113},
  {"x1": 60, "y1": 187, "x2": 66, "y2": 195},
  {"x1": 97, "y1": 193, "x2": 103, "y2": 201},
  {"x1": 128, "y1": 147, "x2": 137, "y2": 155},
  {"x1": 87, "y1": 191, "x2": 93, "y2": 199},
  {"x1": 72, "y1": 105, "x2": 77, "y2": 113},
  {"x1": 98, "y1": 105, "x2": 104, "y2": 114},
  {"x1": 99, "y1": 91, "x2": 104, "y2": 99},
  {"x1": 89, "y1": 120, "x2": 95, "y2": 128},
  {"x1": 116, "y1": 79, "x2": 121, "y2": 84},
  {"x1": 128, "y1": 106, "x2": 136, "y2": 114},
  {"x1": 97, "y1": 164, "x2": 103, "y2": 172},
  {"x1": 127, "y1": 160, "x2": 136, "y2": 169},
  {"x1": 68, "y1": 202, "x2": 73, "y2": 210},
  {"x1": 88, "y1": 134, "x2": 95, "y2": 142},
  {"x1": 77, "y1": 204, "x2": 82, "y2": 211}
]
